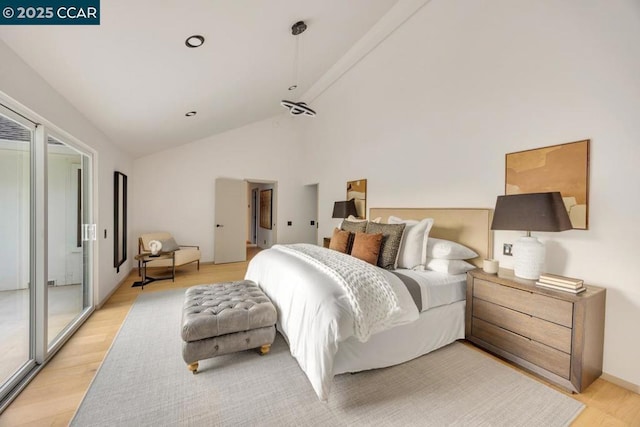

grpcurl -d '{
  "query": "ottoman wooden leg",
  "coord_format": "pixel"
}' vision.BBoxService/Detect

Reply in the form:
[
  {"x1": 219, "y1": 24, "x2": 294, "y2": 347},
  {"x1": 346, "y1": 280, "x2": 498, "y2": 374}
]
[
  {"x1": 259, "y1": 344, "x2": 271, "y2": 355},
  {"x1": 187, "y1": 362, "x2": 199, "y2": 374}
]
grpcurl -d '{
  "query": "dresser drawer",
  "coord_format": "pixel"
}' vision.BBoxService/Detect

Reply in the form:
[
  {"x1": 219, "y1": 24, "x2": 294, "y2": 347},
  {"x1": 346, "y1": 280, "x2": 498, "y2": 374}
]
[
  {"x1": 472, "y1": 318, "x2": 571, "y2": 379},
  {"x1": 473, "y1": 298, "x2": 572, "y2": 353},
  {"x1": 473, "y1": 279, "x2": 573, "y2": 328}
]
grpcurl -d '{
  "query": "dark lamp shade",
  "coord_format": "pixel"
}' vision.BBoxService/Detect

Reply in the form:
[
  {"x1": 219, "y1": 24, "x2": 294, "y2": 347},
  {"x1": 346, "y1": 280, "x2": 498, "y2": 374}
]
[
  {"x1": 332, "y1": 200, "x2": 358, "y2": 219},
  {"x1": 491, "y1": 192, "x2": 572, "y2": 232}
]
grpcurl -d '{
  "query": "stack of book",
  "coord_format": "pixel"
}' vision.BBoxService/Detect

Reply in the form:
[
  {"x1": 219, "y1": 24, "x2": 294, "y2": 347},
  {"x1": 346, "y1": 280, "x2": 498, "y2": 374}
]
[{"x1": 536, "y1": 273, "x2": 586, "y2": 294}]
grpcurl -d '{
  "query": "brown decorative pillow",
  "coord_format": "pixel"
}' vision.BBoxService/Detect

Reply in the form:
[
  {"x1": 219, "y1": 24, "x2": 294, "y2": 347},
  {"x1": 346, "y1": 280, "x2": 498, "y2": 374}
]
[
  {"x1": 329, "y1": 228, "x2": 350, "y2": 253},
  {"x1": 340, "y1": 220, "x2": 368, "y2": 253},
  {"x1": 365, "y1": 222, "x2": 406, "y2": 269},
  {"x1": 350, "y1": 232, "x2": 383, "y2": 265}
]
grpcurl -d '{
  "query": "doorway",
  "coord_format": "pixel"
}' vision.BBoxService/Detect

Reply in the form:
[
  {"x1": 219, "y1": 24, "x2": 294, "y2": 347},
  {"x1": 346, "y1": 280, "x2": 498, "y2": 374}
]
[
  {"x1": 302, "y1": 183, "x2": 319, "y2": 244},
  {"x1": 249, "y1": 188, "x2": 258, "y2": 246},
  {"x1": 246, "y1": 180, "x2": 277, "y2": 249}
]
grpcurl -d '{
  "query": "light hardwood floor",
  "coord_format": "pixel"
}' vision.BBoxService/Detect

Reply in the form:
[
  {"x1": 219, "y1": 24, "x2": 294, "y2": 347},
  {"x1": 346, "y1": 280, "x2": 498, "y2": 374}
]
[{"x1": 1, "y1": 247, "x2": 639, "y2": 426}]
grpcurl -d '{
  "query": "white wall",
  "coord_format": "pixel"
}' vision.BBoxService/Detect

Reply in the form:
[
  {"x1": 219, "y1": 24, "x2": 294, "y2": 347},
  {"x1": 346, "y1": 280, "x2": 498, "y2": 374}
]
[
  {"x1": 299, "y1": 0, "x2": 640, "y2": 387},
  {"x1": 0, "y1": 40, "x2": 134, "y2": 304},
  {"x1": 131, "y1": 115, "x2": 308, "y2": 262}
]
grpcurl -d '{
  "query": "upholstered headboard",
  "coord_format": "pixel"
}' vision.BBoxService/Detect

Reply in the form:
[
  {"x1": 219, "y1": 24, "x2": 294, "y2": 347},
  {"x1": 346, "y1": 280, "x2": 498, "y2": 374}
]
[{"x1": 370, "y1": 208, "x2": 493, "y2": 267}]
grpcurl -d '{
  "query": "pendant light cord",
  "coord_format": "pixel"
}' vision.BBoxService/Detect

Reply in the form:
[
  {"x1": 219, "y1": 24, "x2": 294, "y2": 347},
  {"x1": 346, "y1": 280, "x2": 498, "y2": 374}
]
[{"x1": 292, "y1": 35, "x2": 299, "y2": 91}]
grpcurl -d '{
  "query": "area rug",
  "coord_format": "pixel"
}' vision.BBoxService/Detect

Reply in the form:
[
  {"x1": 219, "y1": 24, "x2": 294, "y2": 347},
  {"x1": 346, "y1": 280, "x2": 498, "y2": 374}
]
[{"x1": 71, "y1": 289, "x2": 584, "y2": 426}]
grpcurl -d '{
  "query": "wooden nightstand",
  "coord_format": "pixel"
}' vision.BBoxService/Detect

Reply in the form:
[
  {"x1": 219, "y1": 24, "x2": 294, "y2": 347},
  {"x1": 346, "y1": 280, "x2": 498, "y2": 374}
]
[
  {"x1": 466, "y1": 268, "x2": 606, "y2": 393},
  {"x1": 323, "y1": 237, "x2": 331, "y2": 248}
]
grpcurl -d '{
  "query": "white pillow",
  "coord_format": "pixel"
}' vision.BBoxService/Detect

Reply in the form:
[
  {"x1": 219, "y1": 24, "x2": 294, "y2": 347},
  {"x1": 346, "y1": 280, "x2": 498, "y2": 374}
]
[
  {"x1": 426, "y1": 258, "x2": 476, "y2": 275},
  {"x1": 426, "y1": 238, "x2": 478, "y2": 260},
  {"x1": 346, "y1": 215, "x2": 381, "y2": 223},
  {"x1": 388, "y1": 216, "x2": 434, "y2": 270}
]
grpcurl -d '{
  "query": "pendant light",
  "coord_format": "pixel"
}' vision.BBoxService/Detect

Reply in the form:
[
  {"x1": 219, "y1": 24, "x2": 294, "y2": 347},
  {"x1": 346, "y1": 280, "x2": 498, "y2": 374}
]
[{"x1": 280, "y1": 20, "x2": 316, "y2": 117}]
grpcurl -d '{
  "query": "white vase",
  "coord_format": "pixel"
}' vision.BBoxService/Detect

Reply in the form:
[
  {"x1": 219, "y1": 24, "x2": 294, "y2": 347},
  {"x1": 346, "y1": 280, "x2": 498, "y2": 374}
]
[{"x1": 513, "y1": 236, "x2": 544, "y2": 280}]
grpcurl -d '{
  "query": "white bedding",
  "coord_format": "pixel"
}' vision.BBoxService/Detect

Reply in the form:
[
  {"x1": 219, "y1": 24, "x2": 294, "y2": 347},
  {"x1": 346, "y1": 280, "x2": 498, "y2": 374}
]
[
  {"x1": 244, "y1": 245, "x2": 465, "y2": 401},
  {"x1": 334, "y1": 300, "x2": 465, "y2": 374},
  {"x1": 392, "y1": 269, "x2": 467, "y2": 312},
  {"x1": 245, "y1": 245, "x2": 418, "y2": 400}
]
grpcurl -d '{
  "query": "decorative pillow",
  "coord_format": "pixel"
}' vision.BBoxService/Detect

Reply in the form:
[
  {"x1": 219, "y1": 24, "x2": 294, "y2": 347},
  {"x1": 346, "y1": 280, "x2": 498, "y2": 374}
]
[
  {"x1": 340, "y1": 219, "x2": 368, "y2": 233},
  {"x1": 159, "y1": 237, "x2": 180, "y2": 252},
  {"x1": 350, "y1": 232, "x2": 383, "y2": 265},
  {"x1": 388, "y1": 216, "x2": 434, "y2": 270},
  {"x1": 340, "y1": 220, "x2": 367, "y2": 253},
  {"x1": 365, "y1": 222, "x2": 406, "y2": 270},
  {"x1": 426, "y1": 238, "x2": 478, "y2": 260},
  {"x1": 425, "y1": 258, "x2": 476, "y2": 275},
  {"x1": 328, "y1": 228, "x2": 350, "y2": 253}
]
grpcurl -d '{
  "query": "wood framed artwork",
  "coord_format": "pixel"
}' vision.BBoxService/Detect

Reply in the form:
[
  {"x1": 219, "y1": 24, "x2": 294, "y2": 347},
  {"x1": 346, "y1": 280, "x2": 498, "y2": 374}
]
[
  {"x1": 260, "y1": 189, "x2": 273, "y2": 229},
  {"x1": 505, "y1": 140, "x2": 590, "y2": 229},
  {"x1": 347, "y1": 179, "x2": 367, "y2": 219}
]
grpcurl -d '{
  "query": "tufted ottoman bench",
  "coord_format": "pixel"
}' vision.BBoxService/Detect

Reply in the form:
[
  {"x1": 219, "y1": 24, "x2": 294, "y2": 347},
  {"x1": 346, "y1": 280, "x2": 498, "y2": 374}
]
[{"x1": 181, "y1": 280, "x2": 277, "y2": 374}]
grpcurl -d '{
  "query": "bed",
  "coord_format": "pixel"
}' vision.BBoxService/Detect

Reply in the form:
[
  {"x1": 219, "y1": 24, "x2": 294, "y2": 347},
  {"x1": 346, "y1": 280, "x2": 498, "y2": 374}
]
[{"x1": 244, "y1": 207, "x2": 492, "y2": 401}]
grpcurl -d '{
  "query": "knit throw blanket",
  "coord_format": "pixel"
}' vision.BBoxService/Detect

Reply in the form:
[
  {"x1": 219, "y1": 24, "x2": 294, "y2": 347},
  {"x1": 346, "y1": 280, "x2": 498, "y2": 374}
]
[{"x1": 273, "y1": 244, "x2": 400, "y2": 342}]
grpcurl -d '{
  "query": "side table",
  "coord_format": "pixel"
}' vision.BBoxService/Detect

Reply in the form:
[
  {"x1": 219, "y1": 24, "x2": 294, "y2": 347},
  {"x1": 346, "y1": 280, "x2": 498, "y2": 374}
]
[{"x1": 133, "y1": 251, "x2": 176, "y2": 289}]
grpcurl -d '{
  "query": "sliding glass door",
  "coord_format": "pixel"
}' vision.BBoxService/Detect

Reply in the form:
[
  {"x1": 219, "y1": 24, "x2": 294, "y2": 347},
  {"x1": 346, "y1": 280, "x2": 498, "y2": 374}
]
[
  {"x1": 0, "y1": 102, "x2": 94, "y2": 407},
  {"x1": 46, "y1": 134, "x2": 92, "y2": 350},
  {"x1": 0, "y1": 106, "x2": 36, "y2": 400}
]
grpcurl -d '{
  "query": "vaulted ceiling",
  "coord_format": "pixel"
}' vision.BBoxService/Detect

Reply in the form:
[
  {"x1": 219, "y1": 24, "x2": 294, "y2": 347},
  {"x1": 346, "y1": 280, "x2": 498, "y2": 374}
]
[{"x1": 0, "y1": 0, "x2": 399, "y2": 157}]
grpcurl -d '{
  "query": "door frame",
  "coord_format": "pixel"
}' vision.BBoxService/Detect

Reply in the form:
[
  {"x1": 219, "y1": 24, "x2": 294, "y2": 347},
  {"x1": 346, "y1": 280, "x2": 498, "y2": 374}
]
[{"x1": 250, "y1": 188, "x2": 258, "y2": 245}]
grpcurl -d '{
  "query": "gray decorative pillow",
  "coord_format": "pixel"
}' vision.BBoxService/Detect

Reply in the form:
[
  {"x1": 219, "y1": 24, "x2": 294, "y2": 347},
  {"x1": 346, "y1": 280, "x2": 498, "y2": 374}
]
[
  {"x1": 340, "y1": 220, "x2": 368, "y2": 254},
  {"x1": 365, "y1": 222, "x2": 406, "y2": 270},
  {"x1": 159, "y1": 237, "x2": 180, "y2": 252},
  {"x1": 340, "y1": 220, "x2": 368, "y2": 233}
]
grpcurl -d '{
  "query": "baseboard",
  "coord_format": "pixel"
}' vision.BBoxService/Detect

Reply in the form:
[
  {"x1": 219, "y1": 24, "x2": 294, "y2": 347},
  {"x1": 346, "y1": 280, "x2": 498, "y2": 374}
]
[
  {"x1": 97, "y1": 271, "x2": 135, "y2": 309},
  {"x1": 601, "y1": 372, "x2": 640, "y2": 394}
]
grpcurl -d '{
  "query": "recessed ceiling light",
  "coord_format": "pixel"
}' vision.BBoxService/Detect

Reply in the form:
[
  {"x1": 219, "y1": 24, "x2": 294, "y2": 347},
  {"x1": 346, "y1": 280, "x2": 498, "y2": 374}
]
[
  {"x1": 185, "y1": 35, "x2": 205, "y2": 48},
  {"x1": 185, "y1": 111, "x2": 197, "y2": 117}
]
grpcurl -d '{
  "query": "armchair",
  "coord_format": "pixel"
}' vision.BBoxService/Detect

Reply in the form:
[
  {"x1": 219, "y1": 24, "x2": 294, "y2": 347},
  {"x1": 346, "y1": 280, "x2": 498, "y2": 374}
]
[{"x1": 138, "y1": 232, "x2": 200, "y2": 275}]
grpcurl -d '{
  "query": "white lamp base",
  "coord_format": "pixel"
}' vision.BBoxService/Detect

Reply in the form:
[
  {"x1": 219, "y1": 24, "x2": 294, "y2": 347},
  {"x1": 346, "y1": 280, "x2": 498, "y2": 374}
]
[{"x1": 513, "y1": 236, "x2": 545, "y2": 280}]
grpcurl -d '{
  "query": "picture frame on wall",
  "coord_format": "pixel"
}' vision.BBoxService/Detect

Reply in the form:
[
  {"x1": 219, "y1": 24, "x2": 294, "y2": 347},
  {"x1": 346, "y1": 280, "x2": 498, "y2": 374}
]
[
  {"x1": 505, "y1": 139, "x2": 590, "y2": 229},
  {"x1": 113, "y1": 171, "x2": 127, "y2": 272},
  {"x1": 260, "y1": 189, "x2": 273, "y2": 229},
  {"x1": 347, "y1": 179, "x2": 367, "y2": 219}
]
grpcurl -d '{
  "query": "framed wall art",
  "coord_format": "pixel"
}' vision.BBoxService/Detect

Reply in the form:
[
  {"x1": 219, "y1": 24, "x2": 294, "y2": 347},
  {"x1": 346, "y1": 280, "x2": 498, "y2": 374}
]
[
  {"x1": 347, "y1": 179, "x2": 367, "y2": 219},
  {"x1": 260, "y1": 189, "x2": 273, "y2": 229},
  {"x1": 114, "y1": 171, "x2": 127, "y2": 272},
  {"x1": 505, "y1": 139, "x2": 590, "y2": 229}
]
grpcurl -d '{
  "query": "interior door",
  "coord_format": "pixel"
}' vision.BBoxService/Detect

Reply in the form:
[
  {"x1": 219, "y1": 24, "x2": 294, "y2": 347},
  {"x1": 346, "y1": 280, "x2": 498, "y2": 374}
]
[{"x1": 214, "y1": 178, "x2": 247, "y2": 264}]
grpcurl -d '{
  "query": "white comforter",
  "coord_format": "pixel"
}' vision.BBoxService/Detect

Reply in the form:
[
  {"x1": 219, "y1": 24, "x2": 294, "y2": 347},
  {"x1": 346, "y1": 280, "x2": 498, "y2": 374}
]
[{"x1": 245, "y1": 244, "x2": 419, "y2": 401}]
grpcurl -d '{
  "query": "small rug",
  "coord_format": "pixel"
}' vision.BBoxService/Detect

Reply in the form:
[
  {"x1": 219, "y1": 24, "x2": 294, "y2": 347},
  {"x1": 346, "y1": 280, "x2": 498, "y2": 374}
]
[{"x1": 71, "y1": 289, "x2": 584, "y2": 426}]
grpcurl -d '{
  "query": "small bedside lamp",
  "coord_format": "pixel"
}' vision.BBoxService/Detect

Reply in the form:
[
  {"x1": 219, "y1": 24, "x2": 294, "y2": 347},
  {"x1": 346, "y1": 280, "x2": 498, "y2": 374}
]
[
  {"x1": 332, "y1": 199, "x2": 358, "y2": 219},
  {"x1": 491, "y1": 192, "x2": 572, "y2": 280}
]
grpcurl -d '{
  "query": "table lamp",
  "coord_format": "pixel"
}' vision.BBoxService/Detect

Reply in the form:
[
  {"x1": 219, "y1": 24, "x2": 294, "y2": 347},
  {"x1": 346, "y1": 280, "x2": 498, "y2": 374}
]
[
  {"x1": 332, "y1": 199, "x2": 358, "y2": 219},
  {"x1": 491, "y1": 192, "x2": 572, "y2": 279}
]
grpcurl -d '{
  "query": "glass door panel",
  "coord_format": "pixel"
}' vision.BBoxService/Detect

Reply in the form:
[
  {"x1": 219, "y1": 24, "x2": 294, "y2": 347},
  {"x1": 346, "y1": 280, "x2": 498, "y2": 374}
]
[
  {"x1": 46, "y1": 135, "x2": 91, "y2": 348},
  {"x1": 0, "y1": 108, "x2": 35, "y2": 400}
]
